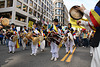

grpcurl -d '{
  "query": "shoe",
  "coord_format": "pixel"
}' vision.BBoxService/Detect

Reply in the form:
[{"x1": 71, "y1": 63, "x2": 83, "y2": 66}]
[
  {"x1": 34, "y1": 54, "x2": 36, "y2": 56},
  {"x1": 9, "y1": 51, "x2": 12, "y2": 53},
  {"x1": 54, "y1": 58, "x2": 57, "y2": 61},
  {"x1": 51, "y1": 57, "x2": 54, "y2": 61},
  {"x1": 41, "y1": 49, "x2": 44, "y2": 52},
  {"x1": 12, "y1": 51, "x2": 15, "y2": 54},
  {"x1": 90, "y1": 53, "x2": 93, "y2": 57},
  {"x1": 30, "y1": 53, "x2": 33, "y2": 56}
]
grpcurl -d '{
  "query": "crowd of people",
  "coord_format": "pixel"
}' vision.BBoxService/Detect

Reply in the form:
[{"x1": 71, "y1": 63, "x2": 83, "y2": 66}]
[{"x1": 0, "y1": 18, "x2": 95, "y2": 61}]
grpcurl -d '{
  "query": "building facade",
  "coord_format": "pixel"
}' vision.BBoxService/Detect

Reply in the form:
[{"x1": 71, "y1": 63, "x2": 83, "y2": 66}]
[
  {"x1": 0, "y1": 0, "x2": 53, "y2": 28},
  {"x1": 53, "y1": 0, "x2": 68, "y2": 26}
]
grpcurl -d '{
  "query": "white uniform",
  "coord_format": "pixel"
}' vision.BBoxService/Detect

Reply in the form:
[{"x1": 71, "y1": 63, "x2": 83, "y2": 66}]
[
  {"x1": 9, "y1": 35, "x2": 16, "y2": 53},
  {"x1": 50, "y1": 28, "x2": 61, "y2": 59},
  {"x1": 67, "y1": 32, "x2": 74, "y2": 53},
  {"x1": 80, "y1": 10, "x2": 100, "y2": 67},
  {"x1": 40, "y1": 30, "x2": 45, "y2": 51},
  {"x1": 31, "y1": 29, "x2": 39, "y2": 55},
  {"x1": 22, "y1": 30, "x2": 27, "y2": 50}
]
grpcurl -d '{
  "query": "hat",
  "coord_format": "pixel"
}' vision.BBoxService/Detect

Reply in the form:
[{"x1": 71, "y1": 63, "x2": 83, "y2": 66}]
[
  {"x1": 53, "y1": 19, "x2": 59, "y2": 22},
  {"x1": 24, "y1": 26, "x2": 26, "y2": 27},
  {"x1": 11, "y1": 23, "x2": 15, "y2": 25}
]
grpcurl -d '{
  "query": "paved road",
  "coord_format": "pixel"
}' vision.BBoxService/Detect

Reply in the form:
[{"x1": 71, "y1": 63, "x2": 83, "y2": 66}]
[{"x1": 0, "y1": 45, "x2": 91, "y2": 67}]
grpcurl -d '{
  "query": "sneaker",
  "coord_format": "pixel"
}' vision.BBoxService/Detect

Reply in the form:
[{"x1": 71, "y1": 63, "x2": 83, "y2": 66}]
[
  {"x1": 9, "y1": 51, "x2": 12, "y2": 53},
  {"x1": 12, "y1": 51, "x2": 15, "y2": 54},
  {"x1": 51, "y1": 57, "x2": 54, "y2": 61},
  {"x1": 41, "y1": 49, "x2": 44, "y2": 52},
  {"x1": 54, "y1": 58, "x2": 57, "y2": 61},
  {"x1": 34, "y1": 54, "x2": 36, "y2": 56},
  {"x1": 30, "y1": 53, "x2": 33, "y2": 56}
]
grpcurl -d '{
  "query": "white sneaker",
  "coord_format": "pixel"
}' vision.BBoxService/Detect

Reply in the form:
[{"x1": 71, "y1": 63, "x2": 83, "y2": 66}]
[
  {"x1": 54, "y1": 58, "x2": 57, "y2": 61},
  {"x1": 34, "y1": 54, "x2": 36, "y2": 56},
  {"x1": 12, "y1": 51, "x2": 15, "y2": 54},
  {"x1": 30, "y1": 53, "x2": 33, "y2": 56},
  {"x1": 51, "y1": 57, "x2": 54, "y2": 61}
]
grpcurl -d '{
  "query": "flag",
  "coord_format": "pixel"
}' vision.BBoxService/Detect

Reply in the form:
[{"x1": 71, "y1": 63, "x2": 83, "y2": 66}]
[
  {"x1": 28, "y1": 21, "x2": 33, "y2": 29},
  {"x1": 15, "y1": 40, "x2": 20, "y2": 48},
  {"x1": 53, "y1": 25, "x2": 58, "y2": 33},
  {"x1": 70, "y1": 18, "x2": 85, "y2": 29}
]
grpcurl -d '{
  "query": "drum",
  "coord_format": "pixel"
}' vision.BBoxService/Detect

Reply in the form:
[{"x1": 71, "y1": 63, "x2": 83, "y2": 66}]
[
  {"x1": 12, "y1": 35, "x2": 18, "y2": 42},
  {"x1": 1, "y1": 18, "x2": 9, "y2": 26},
  {"x1": 69, "y1": 5, "x2": 84, "y2": 20},
  {"x1": 31, "y1": 37, "x2": 40, "y2": 45}
]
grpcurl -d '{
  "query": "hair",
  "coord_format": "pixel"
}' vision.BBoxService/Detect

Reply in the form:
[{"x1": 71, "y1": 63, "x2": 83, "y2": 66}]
[{"x1": 53, "y1": 19, "x2": 59, "y2": 22}]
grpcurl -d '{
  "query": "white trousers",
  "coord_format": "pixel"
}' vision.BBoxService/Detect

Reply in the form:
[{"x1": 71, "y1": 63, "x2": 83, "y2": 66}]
[
  {"x1": 31, "y1": 42, "x2": 38, "y2": 54},
  {"x1": 50, "y1": 42, "x2": 59, "y2": 58},
  {"x1": 22, "y1": 40, "x2": 26, "y2": 50},
  {"x1": 65, "y1": 40, "x2": 73, "y2": 53},
  {"x1": 90, "y1": 46, "x2": 93, "y2": 54},
  {"x1": 91, "y1": 42, "x2": 100, "y2": 67},
  {"x1": 40, "y1": 40, "x2": 45, "y2": 50},
  {"x1": 64, "y1": 39, "x2": 69, "y2": 53},
  {"x1": 9, "y1": 41, "x2": 16, "y2": 52}
]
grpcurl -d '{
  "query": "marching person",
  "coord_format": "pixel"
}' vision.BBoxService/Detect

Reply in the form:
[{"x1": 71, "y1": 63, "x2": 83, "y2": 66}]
[
  {"x1": 77, "y1": 1, "x2": 100, "y2": 67},
  {"x1": 40, "y1": 27, "x2": 46, "y2": 52},
  {"x1": 64, "y1": 29, "x2": 69, "y2": 53},
  {"x1": 22, "y1": 26, "x2": 28, "y2": 50},
  {"x1": 67, "y1": 28, "x2": 74, "y2": 54},
  {"x1": 8, "y1": 23, "x2": 17, "y2": 54},
  {"x1": 50, "y1": 19, "x2": 61, "y2": 61},
  {"x1": 30, "y1": 23, "x2": 39, "y2": 56}
]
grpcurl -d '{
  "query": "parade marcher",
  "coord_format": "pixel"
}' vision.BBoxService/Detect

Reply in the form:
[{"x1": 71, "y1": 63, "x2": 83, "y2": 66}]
[
  {"x1": 22, "y1": 26, "x2": 28, "y2": 50},
  {"x1": 40, "y1": 27, "x2": 46, "y2": 52},
  {"x1": 77, "y1": 1, "x2": 100, "y2": 67},
  {"x1": 50, "y1": 19, "x2": 61, "y2": 61},
  {"x1": 8, "y1": 23, "x2": 17, "y2": 54},
  {"x1": 30, "y1": 23, "x2": 39, "y2": 56},
  {"x1": 5, "y1": 29, "x2": 10, "y2": 47},
  {"x1": 64, "y1": 29, "x2": 69, "y2": 53},
  {"x1": 67, "y1": 28, "x2": 74, "y2": 54}
]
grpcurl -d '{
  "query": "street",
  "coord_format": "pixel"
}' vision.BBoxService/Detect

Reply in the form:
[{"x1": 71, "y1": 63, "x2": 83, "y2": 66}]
[{"x1": 0, "y1": 45, "x2": 91, "y2": 67}]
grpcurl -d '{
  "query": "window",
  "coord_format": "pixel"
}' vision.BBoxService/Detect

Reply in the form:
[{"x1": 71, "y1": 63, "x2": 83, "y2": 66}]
[
  {"x1": 34, "y1": 0, "x2": 37, "y2": 2},
  {"x1": 44, "y1": 5, "x2": 46, "y2": 9},
  {"x1": 23, "y1": 4, "x2": 28, "y2": 12},
  {"x1": 47, "y1": 2, "x2": 48, "y2": 6},
  {"x1": 58, "y1": 2, "x2": 61, "y2": 8},
  {"x1": 30, "y1": 0, "x2": 33, "y2": 7},
  {"x1": 57, "y1": 16, "x2": 60, "y2": 22},
  {"x1": 55, "y1": 3, "x2": 57, "y2": 8},
  {"x1": 24, "y1": 0, "x2": 28, "y2": 3},
  {"x1": 0, "y1": 0, "x2": 5, "y2": 8},
  {"x1": 33, "y1": 10, "x2": 37, "y2": 17},
  {"x1": 42, "y1": 2, "x2": 43, "y2": 7},
  {"x1": 38, "y1": 6, "x2": 40, "y2": 11},
  {"x1": 34, "y1": 3, "x2": 37, "y2": 9},
  {"x1": 38, "y1": 0, "x2": 41, "y2": 5},
  {"x1": 16, "y1": 1, "x2": 22, "y2": 9},
  {"x1": 38, "y1": 13, "x2": 40, "y2": 18},
  {"x1": 16, "y1": 13, "x2": 26, "y2": 22},
  {"x1": 29, "y1": 8, "x2": 32, "y2": 15},
  {"x1": 0, "y1": 12, "x2": 12, "y2": 19},
  {"x1": 7, "y1": 0, "x2": 13, "y2": 7}
]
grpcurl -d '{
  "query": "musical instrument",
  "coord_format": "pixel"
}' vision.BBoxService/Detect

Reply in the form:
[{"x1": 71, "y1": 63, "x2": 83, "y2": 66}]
[
  {"x1": 12, "y1": 35, "x2": 18, "y2": 42},
  {"x1": 26, "y1": 32, "x2": 32, "y2": 39},
  {"x1": 46, "y1": 31, "x2": 63, "y2": 46},
  {"x1": 31, "y1": 37, "x2": 40, "y2": 45},
  {"x1": 69, "y1": 5, "x2": 84, "y2": 20},
  {"x1": 1, "y1": 18, "x2": 9, "y2": 26}
]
